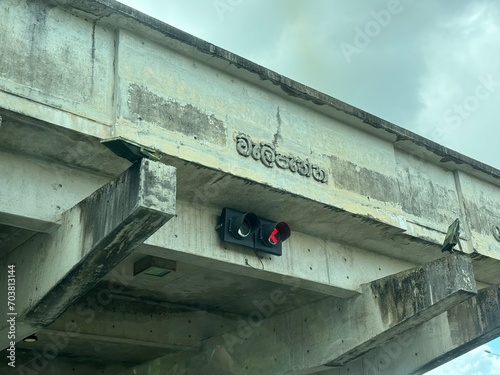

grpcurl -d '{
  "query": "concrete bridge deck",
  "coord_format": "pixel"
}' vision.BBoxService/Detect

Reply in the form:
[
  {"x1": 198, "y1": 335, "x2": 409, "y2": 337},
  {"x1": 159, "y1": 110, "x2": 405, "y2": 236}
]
[{"x1": 0, "y1": 0, "x2": 499, "y2": 374}]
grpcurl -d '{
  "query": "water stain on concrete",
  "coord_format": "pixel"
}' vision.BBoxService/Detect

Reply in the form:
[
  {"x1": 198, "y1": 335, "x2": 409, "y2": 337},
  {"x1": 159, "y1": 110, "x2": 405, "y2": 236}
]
[{"x1": 128, "y1": 84, "x2": 227, "y2": 146}]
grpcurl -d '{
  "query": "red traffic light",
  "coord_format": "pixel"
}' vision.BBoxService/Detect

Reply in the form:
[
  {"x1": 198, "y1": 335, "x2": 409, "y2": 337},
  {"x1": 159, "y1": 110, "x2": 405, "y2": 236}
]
[{"x1": 261, "y1": 222, "x2": 291, "y2": 246}]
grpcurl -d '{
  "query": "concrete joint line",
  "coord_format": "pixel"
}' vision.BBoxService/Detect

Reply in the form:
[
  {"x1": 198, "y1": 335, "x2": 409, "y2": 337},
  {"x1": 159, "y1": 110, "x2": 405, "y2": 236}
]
[{"x1": 452, "y1": 171, "x2": 475, "y2": 253}]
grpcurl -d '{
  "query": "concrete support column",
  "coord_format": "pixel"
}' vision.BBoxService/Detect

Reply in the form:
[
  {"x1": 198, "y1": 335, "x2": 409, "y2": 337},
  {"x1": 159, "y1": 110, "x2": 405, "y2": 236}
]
[{"x1": 0, "y1": 159, "x2": 176, "y2": 349}]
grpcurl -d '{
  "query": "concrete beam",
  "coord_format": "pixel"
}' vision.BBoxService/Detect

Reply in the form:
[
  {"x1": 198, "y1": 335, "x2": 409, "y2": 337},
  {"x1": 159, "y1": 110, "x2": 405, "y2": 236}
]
[
  {"x1": 117, "y1": 254, "x2": 476, "y2": 375},
  {"x1": 325, "y1": 253, "x2": 477, "y2": 367},
  {"x1": 143, "y1": 201, "x2": 417, "y2": 298},
  {"x1": 0, "y1": 149, "x2": 109, "y2": 232},
  {"x1": 43, "y1": 296, "x2": 239, "y2": 352},
  {"x1": 313, "y1": 284, "x2": 500, "y2": 375},
  {"x1": 0, "y1": 159, "x2": 176, "y2": 349}
]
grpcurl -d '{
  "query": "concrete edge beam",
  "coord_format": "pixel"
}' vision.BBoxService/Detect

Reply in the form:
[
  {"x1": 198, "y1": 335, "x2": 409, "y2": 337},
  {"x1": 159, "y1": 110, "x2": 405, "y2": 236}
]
[
  {"x1": 413, "y1": 284, "x2": 500, "y2": 374},
  {"x1": 114, "y1": 254, "x2": 476, "y2": 375},
  {"x1": 328, "y1": 253, "x2": 477, "y2": 366},
  {"x1": 314, "y1": 284, "x2": 500, "y2": 375},
  {"x1": 0, "y1": 159, "x2": 176, "y2": 350}
]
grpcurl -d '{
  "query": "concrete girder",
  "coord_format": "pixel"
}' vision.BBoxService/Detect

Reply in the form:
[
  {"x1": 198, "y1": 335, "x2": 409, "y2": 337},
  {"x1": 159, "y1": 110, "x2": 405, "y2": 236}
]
[
  {"x1": 116, "y1": 254, "x2": 476, "y2": 375},
  {"x1": 142, "y1": 201, "x2": 418, "y2": 299},
  {"x1": 0, "y1": 159, "x2": 176, "y2": 350},
  {"x1": 0, "y1": 148, "x2": 109, "y2": 233},
  {"x1": 313, "y1": 284, "x2": 500, "y2": 375},
  {"x1": 43, "y1": 297, "x2": 240, "y2": 353},
  {"x1": 325, "y1": 253, "x2": 477, "y2": 367}
]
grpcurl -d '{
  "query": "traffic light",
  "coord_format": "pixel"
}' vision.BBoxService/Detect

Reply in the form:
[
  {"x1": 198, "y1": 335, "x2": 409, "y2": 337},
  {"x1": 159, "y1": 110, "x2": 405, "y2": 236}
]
[
  {"x1": 216, "y1": 208, "x2": 291, "y2": 256},
  {"x1": 256, "y1": 221, "x2": 291, "y2": 255}
]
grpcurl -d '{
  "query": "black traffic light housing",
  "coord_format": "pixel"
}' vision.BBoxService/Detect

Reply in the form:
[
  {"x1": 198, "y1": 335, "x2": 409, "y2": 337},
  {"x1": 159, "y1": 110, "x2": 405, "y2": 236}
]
[{"x1": 216, "y1": 207, "x2": 291, "y2": 256}]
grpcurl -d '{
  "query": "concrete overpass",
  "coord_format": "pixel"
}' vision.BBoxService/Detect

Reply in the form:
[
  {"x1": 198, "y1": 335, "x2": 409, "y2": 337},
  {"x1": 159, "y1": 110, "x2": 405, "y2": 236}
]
[{"x1": 0, "y1": 0, "x2": 499, "y2": 373}]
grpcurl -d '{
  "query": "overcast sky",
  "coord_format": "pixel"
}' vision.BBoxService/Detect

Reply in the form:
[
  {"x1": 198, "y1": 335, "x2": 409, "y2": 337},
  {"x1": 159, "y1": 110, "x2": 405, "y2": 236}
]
[{"x1": 117, "y1": 1, "x2": 500, "y2": 373}]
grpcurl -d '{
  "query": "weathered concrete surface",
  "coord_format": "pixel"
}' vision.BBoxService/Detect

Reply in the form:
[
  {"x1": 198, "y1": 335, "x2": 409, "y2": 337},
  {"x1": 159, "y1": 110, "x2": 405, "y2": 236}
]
[
  {"x1": 43, "y1": 300, "x2": 238, "y2": 353},
  {"x1": 313, "y1": 285, "x2": 500, "y2": 375},
  {"x1": 9, "y1": 350, "x2": 130, "y2": 375},
  {"x1": 116, "y1": 254, "x2": 476, "y2": 375},
  {"x1": 1, "y1": 0, "x2": 500, "y2": 267},
  {"x1": 328, "y1": 253, "x2": 476, "y2": 366},
  {"x1": 0, "y1": 110, "x2": 130, "y2": 175},
  {"x1": 0, "y1": 159, "x2": 176, "y2": 350},
  {"x1": 0, "y1": 0, "x2": 499, "y2": 373},
  {"x1": 0, "y1": 0, "x2": 115, "y2": 124},
  {"x1": 11, "y1": 297, "x2": 240, "y2": 370},
  {"x1": 0, "y1": 148, "x2": 108, "y2": 233},
  {"x1": 458, "y1": 171, "x2": 500, "y2": 256},
  {"x1": 142, "y1": 200, "x2": 417, "y2": 298},
  {"x1": 98, "y1": 251, "x2": 330, "y2": 317}
]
